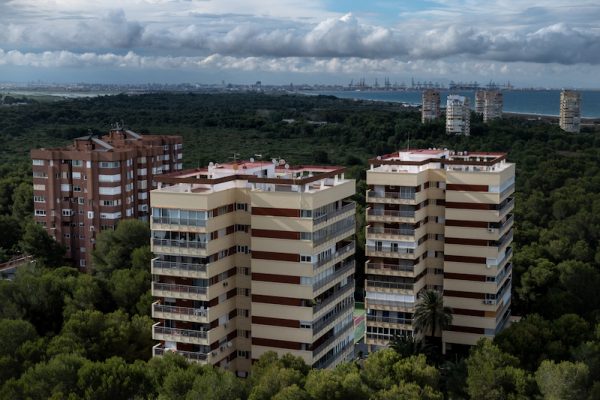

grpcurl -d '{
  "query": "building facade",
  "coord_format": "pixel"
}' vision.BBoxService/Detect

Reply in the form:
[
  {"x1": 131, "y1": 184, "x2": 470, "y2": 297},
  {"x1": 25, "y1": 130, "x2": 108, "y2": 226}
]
[
  {"x1": 150, "y1": 160, "x2": 356, "y2": 376},
  {"x1": 559, "y1": 90, "x2": 581, "y2": 133},
  {"x1": 31, "y1": 127, "x2": 182, "y2": 269},
  {"x1": 475, "y1": 90, "x2": 503, "y2": 122},
  {"x1": 422, "y1": 90, "x2": 441, "y2": 123},
  {"x1": 364, "y1": 149, "x2": 514, "y2": 352},
  {"x1": 446, "y1": 95, "x2": 471, "y2": 135}
]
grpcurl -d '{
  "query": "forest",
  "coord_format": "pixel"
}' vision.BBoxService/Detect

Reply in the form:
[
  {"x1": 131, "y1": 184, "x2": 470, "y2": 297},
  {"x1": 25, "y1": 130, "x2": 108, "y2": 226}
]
[{"x1": 1, "y1": 92, "x2": 600, "y2": 399}]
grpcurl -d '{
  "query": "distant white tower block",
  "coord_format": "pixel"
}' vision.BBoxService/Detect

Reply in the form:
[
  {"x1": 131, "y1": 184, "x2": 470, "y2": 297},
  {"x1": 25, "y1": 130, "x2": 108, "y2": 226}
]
[
  {"x1": 446, "y1": 95, "x2": 471, "y2": 135},
  {"x1": 559, "y1": 90, "x2": 581, "y2": 133},
  {"x1": 422, "y1": 90, "x2": 441, "y2": 123}
]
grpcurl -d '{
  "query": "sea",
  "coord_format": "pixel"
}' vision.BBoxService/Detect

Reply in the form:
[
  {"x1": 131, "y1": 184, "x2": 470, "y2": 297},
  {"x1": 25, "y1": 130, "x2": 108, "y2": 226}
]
[{"x1": 309, "y1": 90, "x2": 600, "y2": 118}]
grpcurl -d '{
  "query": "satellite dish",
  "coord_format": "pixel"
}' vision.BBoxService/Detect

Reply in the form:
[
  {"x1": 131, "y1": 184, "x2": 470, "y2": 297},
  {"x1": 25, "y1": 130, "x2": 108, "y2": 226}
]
[
  {"x1": 285, "y1": 164, "x2": 289, "y2": 169},
  {"x1": 208, "y1": 162, "x2": 214, "y2": 167},
  {"x1": 377, "y1": 156, "x2": 382, "y2": 160},
  {"x1": 250, "y1": 157, "x2": 255, "y2": 162}
]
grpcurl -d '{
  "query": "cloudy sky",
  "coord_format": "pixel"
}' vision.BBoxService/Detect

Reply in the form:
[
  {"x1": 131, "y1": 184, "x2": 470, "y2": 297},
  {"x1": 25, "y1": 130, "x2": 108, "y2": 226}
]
[{"x1": 0, "y1": 0, "x2": 599, "y2": 87}]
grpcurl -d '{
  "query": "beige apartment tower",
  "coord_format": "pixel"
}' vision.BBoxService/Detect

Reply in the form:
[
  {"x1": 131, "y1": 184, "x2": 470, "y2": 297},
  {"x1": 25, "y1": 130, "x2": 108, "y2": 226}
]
[
  {"x1": 364, "y1": 149, "x2": 514, "y2": 351},
  {"x1": 150, "y1": 160, "x2": 356, "y2": 376},
  {"x1": 475, "y1": 90, "x2": 503, "y2": 122},
  {"x1": 446, "y1": 95, "x2": 471, "y2": 135},
  {"x1": 31, "y1": 127, "x2": 182, "y2": 269},
  {"x1": 559, "y1": 90, "x2": 581, "y2": 133},
  {"x1": 422, "y1": 90, "x2": 441, "y2": 123}
]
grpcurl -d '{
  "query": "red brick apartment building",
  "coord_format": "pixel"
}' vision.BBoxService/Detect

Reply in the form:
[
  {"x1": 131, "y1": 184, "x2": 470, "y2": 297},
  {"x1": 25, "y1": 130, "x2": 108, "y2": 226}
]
[{"x1": 31, "y1": 127, "x2": 182, "y2": 269}]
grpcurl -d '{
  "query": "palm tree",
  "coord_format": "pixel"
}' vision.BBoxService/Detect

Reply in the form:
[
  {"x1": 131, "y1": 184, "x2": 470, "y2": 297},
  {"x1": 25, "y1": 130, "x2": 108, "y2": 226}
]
[{"x1": 413, "y1": 290, "x2": 453, "y2": 342}]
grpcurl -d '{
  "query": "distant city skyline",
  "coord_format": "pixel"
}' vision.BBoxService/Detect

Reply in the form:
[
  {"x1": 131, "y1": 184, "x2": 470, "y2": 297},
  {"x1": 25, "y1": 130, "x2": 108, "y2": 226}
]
[{"x1": 1, "y1": 1, "x2": 599, "y2": 87}]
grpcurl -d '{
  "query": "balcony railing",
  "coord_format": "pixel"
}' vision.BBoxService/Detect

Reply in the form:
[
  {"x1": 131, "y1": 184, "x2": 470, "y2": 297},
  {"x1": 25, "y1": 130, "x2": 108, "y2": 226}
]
[
  {"x1": 367, "y1": 191, "x2": 416, "y2": 200},
  {"x1": 367, "y1": 209, "x2": 416, "y2": 218},
  {"x1": 313, "y1": 221, "x2": 355, "y2": 246},
  {"x1": 313, "y1": 339, "x2": 353, "y2": 370},
  {"x1": 153, "y1": 325, "x2": 208, "y2": 339},
  {"x1": 499, "y1": 198, "x2": 515, "y2": 215},
  {"x1": 313, "y1": 300, "x2": 354, "y2": 335},
  {"x1": 487, "y1": 247, "x2": 513, "y2": 268},
  {"x1": 152, "y1": 216, "x2": 207, "y2": 227},
  {"x1": 366, "y1": 245, "x2": 416, "y2": 255},
  {"x1": 313, "y1": 241, "x2": 355, "y2": 269},
  {"x1": 152, "y1": 282, "x2": 207, "y2": 295},
  {"x1": 154, "y1": 346, "x2": 208, "y2": 361},
  {"x1": 367, "y1": 226, "x2": 415, "y2": 236},
  {"x1": 367, "y1": 315, "x2": 412, "y2": 325},
  {"x1": 313, "y1": 202, "x2": 356, "y2": 226},
  {"x1": 313, "y1": 261, "x2": 355, "y2": 291},
  {"x1": 313, "y1": 281, "x2": 354, "y2": 313},
  {"x1": 312, "y1": 322, "x2": 353, "y2": 358},
  {"x1": 365, "y1": 297, "x2": 415, "y2": 309},
  {"x1": 153, "y1": 302, "x2": 209, "y2": 318},
  {"x1": 366, "y1": 262, "x2": 415, "y2": 274},
  {"x1": 494, "y1": 230, "x2": 513, "y2": 249},
  {"x1": 153, "y1": 259, "x2": 207, "y2": 274},
  {"x1": 152, "y1": 238, "x2": 207, "y2": 249},
  {"x1": 366, "y1": 280, "x2": 414, "y2": 291}
]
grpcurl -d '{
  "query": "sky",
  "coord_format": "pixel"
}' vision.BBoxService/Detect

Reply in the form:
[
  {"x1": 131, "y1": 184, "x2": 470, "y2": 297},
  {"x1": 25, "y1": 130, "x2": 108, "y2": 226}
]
[{"x1": 0, "y1": 0, "x2": 599, "y2": 87}]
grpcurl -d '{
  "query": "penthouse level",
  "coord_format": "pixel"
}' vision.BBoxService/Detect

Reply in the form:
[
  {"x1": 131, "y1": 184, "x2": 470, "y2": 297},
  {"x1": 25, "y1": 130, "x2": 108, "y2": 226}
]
[{"x1": 151, "y1": 160, "x2": 356, "y2": 376}]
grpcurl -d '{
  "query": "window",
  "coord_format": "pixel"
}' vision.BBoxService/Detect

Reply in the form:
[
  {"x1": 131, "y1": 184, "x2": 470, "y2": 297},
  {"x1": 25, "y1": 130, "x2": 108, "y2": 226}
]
[
  {"x1": 236, "y1": 203, "x2": 248, "y2": 211},
  {"x1": 78, "y1": 197, "x2": 85, "y2": 205},
  {"x1": 62, "y1": 209, "x2": 73, "y2": 216},
  {"x1": 72, "y1": 160, "x2": 83, "y2": 167},
  {"x1": 34, "y1": 195, "x2": 45, "y2": 203},
  {"x1": 73, "y1": 185, "x2": 82, "y2": 192},
  {"x1": 72, "y1": 172, "x2": 81, "y2": 179},
  {"x1": 33, "y1": 171, "x2": 48, "y2": 179},
  {"x1": 99, "y1": 186, "x2": 121, "y2": 195},
  {"x1": 301, "y1": 210, "x2": 312, "y2": 218},
  {"x1": 300, "y1": 255, "x2": 312, "y2": 263},
  {"x1": 99, "y1": 161, "x2": 120, "y2": 168},
  {"x1": 33, "y1": 184, "x2": 46, "y2": 191},
  {"x1": 80, "y1": 259, "x2": 86, "y2": 267},
  {"x1": 98, "y1": 174, "x2": 121, "y2": 183},
  {"x1": 32, "y1": 159, "x2": 44, "y2": 166}
]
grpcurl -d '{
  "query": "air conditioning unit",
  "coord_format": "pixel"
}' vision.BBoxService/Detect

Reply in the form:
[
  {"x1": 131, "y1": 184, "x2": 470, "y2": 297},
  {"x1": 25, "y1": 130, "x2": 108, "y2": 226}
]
[{"x1": 227, "y1": 341, "x2": 233, "y2": 348}]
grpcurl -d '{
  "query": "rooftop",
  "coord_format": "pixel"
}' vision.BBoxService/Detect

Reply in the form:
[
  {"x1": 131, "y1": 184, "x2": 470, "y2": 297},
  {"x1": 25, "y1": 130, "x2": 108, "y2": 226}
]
[
  {"x1": 369, "y1": 148, "x2": 511, "y2": 173},
  {"x1": 154, "y1": 159, "x2": 348, "y2": 194}
]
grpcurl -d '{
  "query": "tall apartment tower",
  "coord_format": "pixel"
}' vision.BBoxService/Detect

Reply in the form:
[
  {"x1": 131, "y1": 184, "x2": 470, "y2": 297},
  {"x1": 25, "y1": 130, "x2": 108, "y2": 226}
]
[
  {"x1": 475, "y1": 90, "x2": 503, "y2": 122},
  {"x1": 150, "y1": 160, "x2": 356, "y2": 376},
  {"x1": 446, "y1": 95, "x2": 471, "y2": 135},
  {"x1": 422, "y1": 90, "x2": 441, "y2": 123},
  {"x1": 31, "y1": 127, "x2": 182, "y2": 269},
  {"x1": 364, "y1": 149, "x2": 514, "y2": 352},
  {"x1": 559, "y1": 90, "x2": 581, "y2": 133}
]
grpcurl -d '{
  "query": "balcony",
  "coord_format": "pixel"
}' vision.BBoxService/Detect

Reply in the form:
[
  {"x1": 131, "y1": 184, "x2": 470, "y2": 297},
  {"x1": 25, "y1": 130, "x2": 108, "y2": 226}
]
[
  {"x1": 313, "y1": 281, "x2": 355, "y2": 314},
  {"x1": 152, "y1": 216, "x2": 207, "y2": 228},
  {"x1": 314, "y1": 260, "x2": 355, "y2": 291},
  {"x1": 152, "y1": 282, "x2": 207, "y2": 300},
  {"x1": 365, "y1": 245, "x2": 417, "y2": 259},
  {"x1": 313, "y1": 300, "x2": 354, "y2": 336},
  {"x1": 152, "y1": 323, "x2": 208, "y2": 345},
  {"x1": 366, "y1": 315, "x2": 412, "y2": 326},
  {"x1": 152, "y1": 238, "x2": 207, "y2": 249},
  {"x1": 366, "y1": 225, "x2": 416, "y2": 240},
  {"x1": 499, "y1": 198, "x2": 515, "y2": 218},
  {"x1": 313, "y1": 241, "x2": 355, "y2": 270},
  {"x1": 313, "y1": 202, "x2": 356, "y2": 228},
  {"x1": 365, "y1": 260, "x2": 416, "y2": 276},
  {"x1": 313, "y1": 220, "x2": 355, "y2": 247},
  {"x1": 365, "y1": 297, "x2": 415, "y2": 310},
  {"x1": 153, "y1": 344, "x2": 208, "y2": 363},
  {"x1": 366, "y1": 279, "x2": 415, "y2": 293},
  {"x1": 312, "y1": 322, "x2": 353, "y2": 359},
  {"x1": 366, "y1": 208, "x2": 416, "y2": 223},
  {"x1": 366, "y1": 190, "x2": 419, "y2": 205},
  {"x1": 151, "y1": 258, "x2": 207, "y2": 278},
  {"x1": 313, "y1": 339, "x2": 354, "y2": 369},
  {"x1": 152, "y1": 302, "x2": 209, "y2": 323}
]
